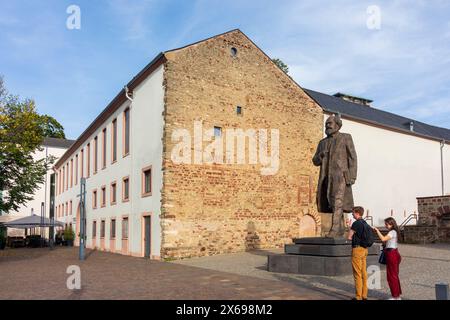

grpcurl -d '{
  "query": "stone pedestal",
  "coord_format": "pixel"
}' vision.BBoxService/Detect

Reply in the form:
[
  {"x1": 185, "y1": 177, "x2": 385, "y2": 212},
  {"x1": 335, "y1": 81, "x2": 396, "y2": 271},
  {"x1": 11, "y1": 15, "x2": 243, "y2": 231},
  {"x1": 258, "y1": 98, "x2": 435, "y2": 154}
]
[{"x1": 268, "y1": 237, "x2": 380, "y2": 276}]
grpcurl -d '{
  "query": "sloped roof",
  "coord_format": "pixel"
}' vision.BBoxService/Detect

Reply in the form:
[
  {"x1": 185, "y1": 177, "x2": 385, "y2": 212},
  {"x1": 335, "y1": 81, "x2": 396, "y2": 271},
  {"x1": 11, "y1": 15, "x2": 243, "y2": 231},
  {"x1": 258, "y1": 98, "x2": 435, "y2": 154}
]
[
  {"x1": 305, "y1": 89, "x2": 450, "y2": 142},
  {"x1": 43, "y1": 137, "x2": 75, "y2": 149}
]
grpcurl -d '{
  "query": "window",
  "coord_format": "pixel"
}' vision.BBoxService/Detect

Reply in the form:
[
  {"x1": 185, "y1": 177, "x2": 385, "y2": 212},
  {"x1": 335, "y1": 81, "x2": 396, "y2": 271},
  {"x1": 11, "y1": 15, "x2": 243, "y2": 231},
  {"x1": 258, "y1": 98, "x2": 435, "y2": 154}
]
[
  {"x1": 123, "y1": 108, "x2": 130, "y2": 156},
  {"x1": 231, "y1": 47, "x2": 238, "y2": 57},
  {"x1": 92, "y1": 221, "x2": 97, "y2": 238},
  {"x1": 86, "y1": 143, "x2": 90, "y2": 177},
  {"x1": 122, "y1": 177, "x2": 130, "y2": 202},
  {"x1": 110, "y1": 219, "x2": 116, "y2": 239},
  {"x1": 94, "y1": 136, "x2": 98, "y2": 174},
  {"x1": 236, "y1": 106, "x2": 242, "y2": 115},
  {"x1": 80, "y1": 149, "x2": 84, "y2": 178},
  {"x1": 66, "y1": 202, "x2": 69, "y2": 216},
  {"x1": 70, "y1": 159, "x2": 73, "y2": 188},
  {"x1": 214, "y1": 126, "x2": 222, "y2": 137},
  {"x1": 70, "y1": 200, "x2": 73, "y2": 215},
  {"x1": 75, "y1": 154, "x2": 78, "y2": 185},
  {"x1": 100, "y1": 220, "x2": 105, "y2": 238},
  {"x1": 92, "y1": 190, "x2": 97, "y2": 209},
  {"x1": 62, "y1": 167, "x2": 65, "y2": 193},
  {"x1": 142, "y1": 166, "x2": 152, "y2": 197},
  {"x1": 61, "y1": 203, "x2": 64, "y2": 217},
  {"x1": 66, "y1": 163, "x2": 69, "y2": 190},
  {"x1": 102, "y1": 128, "x2": 107, "y2": 169},
  {"x1": 111, "y1": 182, "x2": 117, "y2": 205},
  {"x1": 112, "y1": 118, "x2": 117, "y2": 163},
  {"x1": 101, "y1": 186, "x2": 106, "y2": 207},
  {"x1": 122, "y1": 217, "x2": 129, "y2": 239}
]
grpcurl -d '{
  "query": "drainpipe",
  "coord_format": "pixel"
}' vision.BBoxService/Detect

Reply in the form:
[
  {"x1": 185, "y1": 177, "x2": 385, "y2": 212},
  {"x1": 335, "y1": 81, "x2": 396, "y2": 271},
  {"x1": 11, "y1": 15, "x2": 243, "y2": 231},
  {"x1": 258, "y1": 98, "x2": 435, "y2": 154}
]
[
  {"x1": 125, "y1": 86, "x2": 133, "y2": 102},
  {"x1": 441, "y1": 140, "x2": 446, "y2": 196}
]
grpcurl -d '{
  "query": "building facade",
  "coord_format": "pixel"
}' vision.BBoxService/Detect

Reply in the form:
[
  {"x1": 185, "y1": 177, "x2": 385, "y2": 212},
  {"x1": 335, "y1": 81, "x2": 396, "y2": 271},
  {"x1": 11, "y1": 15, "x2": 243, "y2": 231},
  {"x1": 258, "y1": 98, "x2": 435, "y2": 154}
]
[
  {"x1": 54, "y1": 29, "x2": 450, "y2": 260},
  {"x1": 54, "y1": 30, "x2": 324, "y2": 260}
]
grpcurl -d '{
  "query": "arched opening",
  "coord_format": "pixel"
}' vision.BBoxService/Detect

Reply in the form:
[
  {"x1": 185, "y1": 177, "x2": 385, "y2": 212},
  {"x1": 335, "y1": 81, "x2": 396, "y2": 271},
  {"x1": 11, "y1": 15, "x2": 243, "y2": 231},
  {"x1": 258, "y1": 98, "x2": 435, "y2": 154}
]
[{"x1": 299, "y1": 214, "x2": 318, "y2": 237}]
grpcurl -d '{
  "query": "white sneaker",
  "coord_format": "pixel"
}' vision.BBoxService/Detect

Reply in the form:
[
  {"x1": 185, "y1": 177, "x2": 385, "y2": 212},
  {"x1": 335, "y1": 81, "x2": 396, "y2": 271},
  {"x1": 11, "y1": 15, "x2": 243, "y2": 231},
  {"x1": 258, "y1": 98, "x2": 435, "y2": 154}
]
[{"x1": 388, "y1": 297, "x2": 402, "y2": 300}]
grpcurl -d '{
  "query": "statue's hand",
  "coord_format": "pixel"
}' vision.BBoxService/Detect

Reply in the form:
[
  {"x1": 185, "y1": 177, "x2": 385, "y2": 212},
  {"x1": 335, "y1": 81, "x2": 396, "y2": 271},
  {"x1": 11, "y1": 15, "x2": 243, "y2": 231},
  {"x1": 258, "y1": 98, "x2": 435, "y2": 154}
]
[
  {"x1": 347, "y1": 179, "x2": 355, "y2": 185},
  {"x1": 319, "y1": 151, "x2": 326, "y2": 159}
]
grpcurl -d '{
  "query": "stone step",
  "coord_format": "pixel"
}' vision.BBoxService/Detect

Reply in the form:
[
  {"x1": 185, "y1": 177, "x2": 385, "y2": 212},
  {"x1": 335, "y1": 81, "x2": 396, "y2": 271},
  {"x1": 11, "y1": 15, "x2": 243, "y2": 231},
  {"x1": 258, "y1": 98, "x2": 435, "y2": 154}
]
[
  {"x1": 285, "y1": 243, "x2": 380, "y2": 257},
  {"x1": 268, "y1": 254, "x2": 380, "y2": 276}
]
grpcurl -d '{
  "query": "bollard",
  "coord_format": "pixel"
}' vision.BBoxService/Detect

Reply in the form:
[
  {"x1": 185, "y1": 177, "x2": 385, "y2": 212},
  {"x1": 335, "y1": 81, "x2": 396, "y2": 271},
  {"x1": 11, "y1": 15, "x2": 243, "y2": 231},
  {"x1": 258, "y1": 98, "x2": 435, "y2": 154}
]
[{"x1": 435, "y1": 283, "x2": 449, "y2": 300}]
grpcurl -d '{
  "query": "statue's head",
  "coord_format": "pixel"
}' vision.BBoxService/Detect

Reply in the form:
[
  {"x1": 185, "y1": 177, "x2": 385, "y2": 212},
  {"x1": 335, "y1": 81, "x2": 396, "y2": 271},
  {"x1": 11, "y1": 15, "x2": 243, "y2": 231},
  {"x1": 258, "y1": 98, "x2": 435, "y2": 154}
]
[{"x1": 325, "y1": 114, "x2": 342, "y2": 137}]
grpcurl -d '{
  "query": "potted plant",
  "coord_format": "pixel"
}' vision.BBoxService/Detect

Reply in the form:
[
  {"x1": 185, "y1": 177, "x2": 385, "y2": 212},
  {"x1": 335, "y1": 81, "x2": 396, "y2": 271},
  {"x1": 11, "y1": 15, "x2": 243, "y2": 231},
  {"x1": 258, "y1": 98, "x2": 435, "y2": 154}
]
[
  {"x1": 64, "y1": 226, "x2": 75, "y2": 247},
  {"x1": 0, "y1": 227, "x2": 7, "y2": 250}
]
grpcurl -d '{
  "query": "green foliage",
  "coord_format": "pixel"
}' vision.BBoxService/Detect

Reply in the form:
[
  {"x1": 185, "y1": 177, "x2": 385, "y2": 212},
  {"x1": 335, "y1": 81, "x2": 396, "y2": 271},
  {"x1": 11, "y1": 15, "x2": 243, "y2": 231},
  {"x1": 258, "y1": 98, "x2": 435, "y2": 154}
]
[
  {"x1": 0, "y1": 76, "x2": 57, "y2": 213},
  {"x1": 0, "y1": 226, "x2": 6, "y2": 239},
  {"x1": 64, "y1": 226, "x2": 75, "y2": 241},
  {"x1": 40, "y1": 114, "x2": 66, "y2": 139},
  {"x1": 271, "y1": 58, "x2": 289, "y2": 74}
]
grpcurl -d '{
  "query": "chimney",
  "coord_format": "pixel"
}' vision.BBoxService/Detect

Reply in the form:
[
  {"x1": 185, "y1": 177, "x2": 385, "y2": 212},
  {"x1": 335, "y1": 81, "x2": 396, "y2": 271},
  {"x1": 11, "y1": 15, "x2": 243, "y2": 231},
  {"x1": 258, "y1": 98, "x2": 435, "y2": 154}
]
[{"x1": 333, "y1": 92, "x2": 373, "y2": 106}]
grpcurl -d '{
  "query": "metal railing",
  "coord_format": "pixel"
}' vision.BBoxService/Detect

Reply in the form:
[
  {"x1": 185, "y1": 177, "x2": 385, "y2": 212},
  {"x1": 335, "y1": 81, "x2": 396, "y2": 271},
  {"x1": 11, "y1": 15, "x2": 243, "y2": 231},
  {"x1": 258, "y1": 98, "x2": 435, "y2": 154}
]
[
  {"x1": 399, "y1": 213, "x2": 418, "y2": 231},
  {"x1": 364, "y1": 215, "x2": 374, "y2": 226}
]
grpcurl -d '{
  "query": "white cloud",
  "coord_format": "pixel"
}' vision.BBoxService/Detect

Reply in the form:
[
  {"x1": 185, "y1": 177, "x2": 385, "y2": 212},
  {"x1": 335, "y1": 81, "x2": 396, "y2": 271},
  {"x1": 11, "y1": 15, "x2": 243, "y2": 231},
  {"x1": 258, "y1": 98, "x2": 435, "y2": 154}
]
[{"x1": 107, "y1": 0, "x2": 157, "y2": 41}]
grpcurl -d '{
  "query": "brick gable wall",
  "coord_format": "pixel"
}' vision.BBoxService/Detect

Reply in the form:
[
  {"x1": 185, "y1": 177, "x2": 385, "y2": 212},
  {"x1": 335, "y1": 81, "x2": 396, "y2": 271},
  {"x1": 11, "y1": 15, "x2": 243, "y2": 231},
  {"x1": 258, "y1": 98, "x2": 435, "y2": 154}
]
[{"x1": 161, "y1": 30, "x2": 323, "y2": 259}]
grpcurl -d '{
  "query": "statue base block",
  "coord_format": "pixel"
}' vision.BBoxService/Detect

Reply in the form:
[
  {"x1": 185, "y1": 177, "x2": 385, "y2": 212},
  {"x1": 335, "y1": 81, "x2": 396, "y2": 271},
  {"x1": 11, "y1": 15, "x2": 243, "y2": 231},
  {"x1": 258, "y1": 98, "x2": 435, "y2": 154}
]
[{"x1": 268, "y1": 237, "x2": 380, "y2": 276}]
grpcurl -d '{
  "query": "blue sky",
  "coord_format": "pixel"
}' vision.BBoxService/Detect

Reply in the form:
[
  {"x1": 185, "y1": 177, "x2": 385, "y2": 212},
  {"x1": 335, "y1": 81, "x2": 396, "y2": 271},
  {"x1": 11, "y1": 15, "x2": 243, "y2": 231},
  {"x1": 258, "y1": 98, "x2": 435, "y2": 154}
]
[{"x1": 1, "y1": 0, "x2": 449, "y2": 139}]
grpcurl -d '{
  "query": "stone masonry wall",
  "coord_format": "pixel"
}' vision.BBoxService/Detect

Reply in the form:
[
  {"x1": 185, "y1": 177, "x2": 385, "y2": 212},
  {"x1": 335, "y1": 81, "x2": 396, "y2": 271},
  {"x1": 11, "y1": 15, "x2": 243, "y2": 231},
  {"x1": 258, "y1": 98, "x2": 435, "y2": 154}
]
[
  {"x1": 417, "y1": 195, "x2": 450, "y2": 227},
  {"x1": 160, "y1": 30, "x2": 324, "y2": 259},
  {"x1": 403, "y1": 195, "x2": 450, "y2": 244}
]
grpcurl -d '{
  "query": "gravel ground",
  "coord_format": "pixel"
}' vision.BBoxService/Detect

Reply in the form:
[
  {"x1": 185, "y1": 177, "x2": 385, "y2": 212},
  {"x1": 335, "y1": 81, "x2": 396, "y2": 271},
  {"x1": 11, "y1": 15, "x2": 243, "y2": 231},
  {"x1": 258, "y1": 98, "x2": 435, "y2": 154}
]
[{"x1": 172, "y1": 243, "x2": 450, "y2": 300}]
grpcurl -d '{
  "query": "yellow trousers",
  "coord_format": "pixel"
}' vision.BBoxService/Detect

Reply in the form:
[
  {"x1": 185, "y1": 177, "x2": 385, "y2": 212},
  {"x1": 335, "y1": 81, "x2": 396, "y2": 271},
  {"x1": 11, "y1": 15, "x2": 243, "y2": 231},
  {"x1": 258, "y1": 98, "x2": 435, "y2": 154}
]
[{"x1": 352, "y1": 247, "x2": 368, "y2": 300}]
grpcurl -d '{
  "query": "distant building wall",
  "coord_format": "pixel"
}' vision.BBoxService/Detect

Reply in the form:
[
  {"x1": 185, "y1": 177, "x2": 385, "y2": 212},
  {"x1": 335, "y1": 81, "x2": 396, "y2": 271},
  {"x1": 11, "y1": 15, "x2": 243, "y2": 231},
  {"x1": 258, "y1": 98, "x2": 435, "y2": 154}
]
[
  {"x1": 326, "y1": 114, "x2": 450, "y2": 226},
  {"x1": 13, "y1": 145, "x2": 67, "y2": 218}
]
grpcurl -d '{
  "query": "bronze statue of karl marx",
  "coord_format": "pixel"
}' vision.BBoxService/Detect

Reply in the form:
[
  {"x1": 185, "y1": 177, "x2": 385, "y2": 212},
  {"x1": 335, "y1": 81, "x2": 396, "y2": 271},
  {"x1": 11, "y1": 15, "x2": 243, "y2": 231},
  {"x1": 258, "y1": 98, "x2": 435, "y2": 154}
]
[{"x1": 312, "y1": 114, "x2": 358, "y2": 238}]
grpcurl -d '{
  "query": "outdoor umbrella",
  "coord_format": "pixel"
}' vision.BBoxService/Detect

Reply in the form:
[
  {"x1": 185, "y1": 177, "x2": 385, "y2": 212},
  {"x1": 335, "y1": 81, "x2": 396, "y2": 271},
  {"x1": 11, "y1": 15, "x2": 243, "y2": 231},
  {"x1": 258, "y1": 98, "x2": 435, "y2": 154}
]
[{"x1": 3, "y1": 214, "x2": 65, "y2": 228}]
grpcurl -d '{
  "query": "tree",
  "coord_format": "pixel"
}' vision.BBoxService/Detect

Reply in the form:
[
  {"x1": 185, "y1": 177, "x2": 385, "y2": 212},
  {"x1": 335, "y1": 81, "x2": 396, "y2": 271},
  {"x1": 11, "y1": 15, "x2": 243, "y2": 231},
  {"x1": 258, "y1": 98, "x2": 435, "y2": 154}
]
[
  {"x1": 0, "y1": 77, "x2": 56, "y2": 213},
  {"x1": 272, "y1": 58, "x2": 289, "y2": 74},
  {"x1": 40, "y1": 114, "x2": 66, "y2": 139}
]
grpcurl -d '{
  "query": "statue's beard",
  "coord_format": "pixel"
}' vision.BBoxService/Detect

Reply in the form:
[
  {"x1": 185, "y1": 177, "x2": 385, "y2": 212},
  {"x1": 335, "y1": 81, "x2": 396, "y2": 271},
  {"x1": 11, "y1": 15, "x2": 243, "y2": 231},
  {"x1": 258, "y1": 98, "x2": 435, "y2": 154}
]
[{"x1": 325, "y1": 128, "x2": 338, "y2": 136}]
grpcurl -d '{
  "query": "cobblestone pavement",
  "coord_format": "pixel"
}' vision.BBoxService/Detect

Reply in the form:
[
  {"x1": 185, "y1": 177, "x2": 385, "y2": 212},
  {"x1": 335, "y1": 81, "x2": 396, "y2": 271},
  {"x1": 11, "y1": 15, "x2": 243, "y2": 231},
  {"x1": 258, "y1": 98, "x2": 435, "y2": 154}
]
[
  {"x1": 173, "y1": 243, "x2": 450, "y2": 300},
  {"x1": 0, "y1": 247, "x2": 337, "y2": 300}
]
